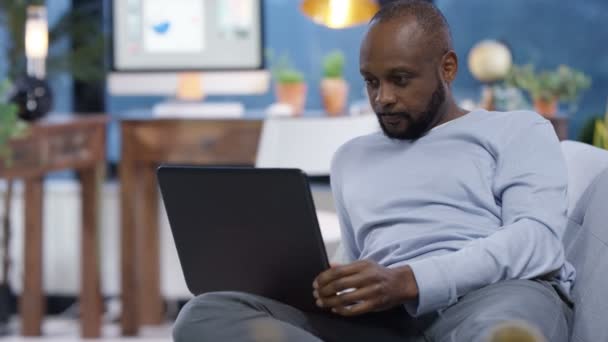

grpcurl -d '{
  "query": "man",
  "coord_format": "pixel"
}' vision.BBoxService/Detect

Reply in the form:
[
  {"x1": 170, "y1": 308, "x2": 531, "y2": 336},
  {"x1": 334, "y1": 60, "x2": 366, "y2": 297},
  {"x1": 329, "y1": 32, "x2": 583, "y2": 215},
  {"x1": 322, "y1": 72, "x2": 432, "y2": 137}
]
[{"x1": 173, "y1": 1, "x2": 575, "y2": 341}]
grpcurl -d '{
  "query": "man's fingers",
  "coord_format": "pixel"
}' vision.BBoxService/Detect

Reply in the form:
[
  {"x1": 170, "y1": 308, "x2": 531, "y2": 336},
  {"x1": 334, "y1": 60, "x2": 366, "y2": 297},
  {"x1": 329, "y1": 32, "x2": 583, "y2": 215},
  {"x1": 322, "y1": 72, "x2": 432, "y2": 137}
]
[
  {"x1": 332, "y1": 299, "x2": 378, "y2": 317},
  {"x1": 319, "y1": 285, "x2": 380, "y2": 309},
  {"x1": 316, "y1": 272, "x2": 374, "y2": 298},
  {"x1": 313, "y1": 260, "x2": 374, "y2": 289}
]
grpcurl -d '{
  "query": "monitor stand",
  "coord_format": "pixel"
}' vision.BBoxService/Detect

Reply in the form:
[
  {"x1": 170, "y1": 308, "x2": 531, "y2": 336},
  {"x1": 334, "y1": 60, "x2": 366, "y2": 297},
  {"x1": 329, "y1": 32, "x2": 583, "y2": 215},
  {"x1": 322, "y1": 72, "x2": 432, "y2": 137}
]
[
  {"x1": 152, "y1": 72, "x2": 245, "y2": 119},
  {"x1": 152, "y1": 101, "x2": 245, "y2": 118}
]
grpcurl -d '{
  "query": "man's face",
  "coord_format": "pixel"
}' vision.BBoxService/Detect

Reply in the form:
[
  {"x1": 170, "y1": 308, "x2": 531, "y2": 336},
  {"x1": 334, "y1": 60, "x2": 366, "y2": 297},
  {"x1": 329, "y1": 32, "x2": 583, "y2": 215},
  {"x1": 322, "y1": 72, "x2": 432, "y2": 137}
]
[{"x1": 360, "y1": 19, "x2": 447, "y2": 140}]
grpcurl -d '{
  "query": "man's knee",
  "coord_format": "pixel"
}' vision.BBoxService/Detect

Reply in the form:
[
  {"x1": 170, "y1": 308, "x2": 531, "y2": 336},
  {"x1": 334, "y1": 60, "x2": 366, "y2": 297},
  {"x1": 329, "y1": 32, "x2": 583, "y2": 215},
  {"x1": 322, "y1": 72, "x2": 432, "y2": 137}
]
[
  {"x1": 451, "y1": 316, "x2": 545, "y2": 342},
  {"x1": 173, "y1": 292, "x2": 251, "y2": 342},
  {"x1": 443, "y1": 280, "x2": 569, "y2": 342}
]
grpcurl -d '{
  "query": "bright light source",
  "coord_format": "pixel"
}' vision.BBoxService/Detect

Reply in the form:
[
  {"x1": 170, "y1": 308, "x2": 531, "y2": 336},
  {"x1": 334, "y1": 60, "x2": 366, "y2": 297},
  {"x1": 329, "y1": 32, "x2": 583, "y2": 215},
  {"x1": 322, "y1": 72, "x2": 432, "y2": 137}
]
[
  {"x1": 25, "y1": 6, "x2": 48, "y2": 59},
  {"x1": 328, "y1": 0, "x2": 352, "y2": 28}
]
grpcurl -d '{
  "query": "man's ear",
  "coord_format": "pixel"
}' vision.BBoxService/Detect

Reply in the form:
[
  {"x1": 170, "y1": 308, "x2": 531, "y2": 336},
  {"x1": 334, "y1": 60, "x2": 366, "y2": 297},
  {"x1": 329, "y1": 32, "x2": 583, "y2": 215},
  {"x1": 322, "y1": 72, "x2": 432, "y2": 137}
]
[{"x1": 440, "y1": 50, "x2": 458, "y2": 85}]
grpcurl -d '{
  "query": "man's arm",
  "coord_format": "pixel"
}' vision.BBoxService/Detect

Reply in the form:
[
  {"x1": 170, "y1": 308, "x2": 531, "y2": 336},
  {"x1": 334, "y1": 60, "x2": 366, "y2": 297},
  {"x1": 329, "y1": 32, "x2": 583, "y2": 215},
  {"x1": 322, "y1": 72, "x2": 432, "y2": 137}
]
[
  {"x1": 406, "y1": 120, "x2": 569, "y2": 316},
  {"x1": 330, "y1": 148, "x2": 359, "y2": 263}
]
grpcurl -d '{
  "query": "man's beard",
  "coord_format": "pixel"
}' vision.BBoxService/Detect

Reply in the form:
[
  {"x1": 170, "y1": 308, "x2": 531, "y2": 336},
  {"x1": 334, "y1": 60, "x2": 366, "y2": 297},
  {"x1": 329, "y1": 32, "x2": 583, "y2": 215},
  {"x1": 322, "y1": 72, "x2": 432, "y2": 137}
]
[{"x1": 376, "y1": 82, "x2": 446, "y2": 140}]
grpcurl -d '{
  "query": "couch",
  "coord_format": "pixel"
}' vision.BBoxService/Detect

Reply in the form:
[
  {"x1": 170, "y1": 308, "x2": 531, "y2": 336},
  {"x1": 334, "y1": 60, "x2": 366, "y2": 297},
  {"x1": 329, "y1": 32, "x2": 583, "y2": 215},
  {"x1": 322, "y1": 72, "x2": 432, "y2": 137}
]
[{"x1": 560, "y1": 141, "x2": 608, "y2": 341}]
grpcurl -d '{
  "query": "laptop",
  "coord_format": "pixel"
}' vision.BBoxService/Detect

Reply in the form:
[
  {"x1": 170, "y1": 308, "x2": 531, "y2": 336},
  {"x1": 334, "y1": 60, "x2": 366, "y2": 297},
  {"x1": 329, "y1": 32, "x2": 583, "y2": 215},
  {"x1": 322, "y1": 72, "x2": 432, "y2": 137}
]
[{"x1": 157, "y1": 165, "x2": 331, "y2": 312}]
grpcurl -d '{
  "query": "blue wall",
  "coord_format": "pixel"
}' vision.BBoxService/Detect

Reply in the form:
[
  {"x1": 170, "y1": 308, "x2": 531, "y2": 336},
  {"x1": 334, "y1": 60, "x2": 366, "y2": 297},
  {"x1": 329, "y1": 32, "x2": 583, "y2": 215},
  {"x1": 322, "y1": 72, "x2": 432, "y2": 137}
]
[
  {"x1": 108, "y1": 0, "x2": 608, "y2": 141},
  {"x1": 2, "y1": 0, "x2": 607, "y2": 144},
  {"x1": 437, "y1": 0, "x2": 608, "y2": 139}
]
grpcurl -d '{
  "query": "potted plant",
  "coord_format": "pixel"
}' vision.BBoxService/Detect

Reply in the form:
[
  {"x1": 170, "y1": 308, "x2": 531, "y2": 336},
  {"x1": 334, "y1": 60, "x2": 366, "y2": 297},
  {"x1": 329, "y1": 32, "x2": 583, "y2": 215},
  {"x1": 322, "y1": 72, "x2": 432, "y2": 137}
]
[
  {"x1": 0, "y1": 81, "x2": 27, "y2": 165},
  {"x1": 268, "y1": 51, "x2": 307, "y2": 115},
  {"x1": 505, "y1": 64, "x2": 591, "y2": 117},
  {"x1": 0, "y1": 79, "x2": 27, "y2": 332},
  {"x1": 321, "y1": 50, "x2": 349, "y2": 116}
]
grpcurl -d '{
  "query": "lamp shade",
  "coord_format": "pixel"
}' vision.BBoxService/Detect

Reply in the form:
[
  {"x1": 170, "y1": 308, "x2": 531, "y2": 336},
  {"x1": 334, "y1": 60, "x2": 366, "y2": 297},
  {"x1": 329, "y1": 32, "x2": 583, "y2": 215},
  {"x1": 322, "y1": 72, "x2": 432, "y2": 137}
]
[
  {"x1": 301, "y1": 0, "x2": 380, "y2": 29},
  {"x1": 24, "y1": 6, "x2": 48, "y2": 59}
]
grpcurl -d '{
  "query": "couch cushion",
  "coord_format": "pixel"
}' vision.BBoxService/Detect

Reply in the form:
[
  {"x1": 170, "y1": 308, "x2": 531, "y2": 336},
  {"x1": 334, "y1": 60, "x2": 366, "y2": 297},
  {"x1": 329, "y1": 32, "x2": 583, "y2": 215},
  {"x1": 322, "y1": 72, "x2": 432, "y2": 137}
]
[
  {"x1": 565, "y1": 168, "x2": 608, "y2": 342},
  {"x1": 560, "y1": 141, "x2": 608, "y2": 215}
]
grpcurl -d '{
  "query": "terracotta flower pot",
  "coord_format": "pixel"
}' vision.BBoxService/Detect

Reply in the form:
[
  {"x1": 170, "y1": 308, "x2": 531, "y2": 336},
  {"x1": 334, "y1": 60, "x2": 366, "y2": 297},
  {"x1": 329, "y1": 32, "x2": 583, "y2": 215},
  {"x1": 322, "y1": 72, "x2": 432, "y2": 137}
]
[
  {"x1": 321, "y1": 78, "x2": 349, "y2": 116},
  {"x1": 275, "y1": 82, "x2": 307, "y2": 115},
  {"x1": 533, "y1": 97, "x2": 558, "y2": 118}
]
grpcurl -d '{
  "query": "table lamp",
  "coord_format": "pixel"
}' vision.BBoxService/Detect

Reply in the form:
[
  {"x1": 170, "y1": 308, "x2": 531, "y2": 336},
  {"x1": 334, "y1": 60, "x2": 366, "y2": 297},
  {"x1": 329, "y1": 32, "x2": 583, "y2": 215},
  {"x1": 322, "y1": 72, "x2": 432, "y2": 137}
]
[
  {"x1": 301, "y1": 0, "x2": 380, "y2": 29},
  {"x1": 468, "y1": 40, "x2": 512, "y2": 111},
  {"x1": 10, "y1": 5, "x2": 53, "y2": 121}
]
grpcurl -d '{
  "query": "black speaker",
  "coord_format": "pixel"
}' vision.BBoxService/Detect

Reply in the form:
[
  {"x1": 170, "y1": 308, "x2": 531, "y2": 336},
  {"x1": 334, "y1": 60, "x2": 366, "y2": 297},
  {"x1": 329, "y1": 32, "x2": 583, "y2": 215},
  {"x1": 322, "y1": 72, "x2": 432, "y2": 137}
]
[{"x1": 9, "y1": 75, "x2": 54, "y2": 121}]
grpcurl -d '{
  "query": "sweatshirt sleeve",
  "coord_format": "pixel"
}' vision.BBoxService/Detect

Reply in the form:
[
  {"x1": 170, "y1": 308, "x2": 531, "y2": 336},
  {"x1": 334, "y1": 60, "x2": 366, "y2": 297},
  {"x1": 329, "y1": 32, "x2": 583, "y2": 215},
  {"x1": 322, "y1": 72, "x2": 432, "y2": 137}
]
[
  {"x1": 330, "y1": 146, "x2": 359, "y2": 262},
  {"x1": 406, "y1": 120, "x2": 569, "y2": 316}
]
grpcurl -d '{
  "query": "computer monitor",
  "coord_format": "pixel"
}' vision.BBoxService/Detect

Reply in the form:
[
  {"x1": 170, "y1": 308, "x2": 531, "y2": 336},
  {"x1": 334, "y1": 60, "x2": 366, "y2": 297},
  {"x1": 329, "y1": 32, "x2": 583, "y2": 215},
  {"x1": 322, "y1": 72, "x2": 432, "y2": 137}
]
[
  {"x1": 108, "y1": 0, "x2": 269, "y2": 98},
  {"x1": 112, "y1": 0, "x2": 263, "y2": 71}
]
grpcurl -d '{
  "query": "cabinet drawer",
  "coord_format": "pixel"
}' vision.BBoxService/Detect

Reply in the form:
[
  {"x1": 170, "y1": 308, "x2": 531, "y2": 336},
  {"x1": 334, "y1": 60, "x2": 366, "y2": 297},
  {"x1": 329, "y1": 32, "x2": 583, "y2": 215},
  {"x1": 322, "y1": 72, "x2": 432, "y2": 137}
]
[
  {"x1": 46, "y1": 128, "x2": 96, "y2": 164},
  {"x1": 124, "y1": 120, "x2": 263, "y2": 165},
  {"x1": 0, "y1": 138, "x2": 42, "y2": 173}
]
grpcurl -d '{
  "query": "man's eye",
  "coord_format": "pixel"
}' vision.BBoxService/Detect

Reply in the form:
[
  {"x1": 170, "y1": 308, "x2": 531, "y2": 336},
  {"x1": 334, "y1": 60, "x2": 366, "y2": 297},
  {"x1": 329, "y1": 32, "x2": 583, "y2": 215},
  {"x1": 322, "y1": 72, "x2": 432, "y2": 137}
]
[
  {"x1": 393, "y1": 76, "x2": 410, "y2": 86},
  {"x1": 364, "y1": 78, "x2": 378, "y2": 87}
]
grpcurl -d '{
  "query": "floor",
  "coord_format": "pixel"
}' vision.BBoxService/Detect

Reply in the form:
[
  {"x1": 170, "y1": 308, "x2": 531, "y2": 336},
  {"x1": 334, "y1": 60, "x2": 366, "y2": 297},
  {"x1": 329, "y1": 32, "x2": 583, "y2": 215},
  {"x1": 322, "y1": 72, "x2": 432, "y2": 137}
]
[{"x1": 0, "y1": 317, "x2": 173, "y2": 341}]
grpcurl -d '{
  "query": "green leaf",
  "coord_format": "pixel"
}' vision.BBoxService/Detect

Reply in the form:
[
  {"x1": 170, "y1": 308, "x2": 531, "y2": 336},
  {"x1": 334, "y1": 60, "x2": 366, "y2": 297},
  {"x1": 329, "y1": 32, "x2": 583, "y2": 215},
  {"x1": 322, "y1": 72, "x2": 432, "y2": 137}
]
[
  {"x1": 0, "y1": 79, "x2": 28, "y2": 166},
  {"x1": 504, "y1": 64, "x2": 591, "y2": 107},
  {"x1": 266, "y1": 50, "x2": 305, "y2": 84},
  {"x1": 322, "y1": 50, "x2": 346, "y2": 79},
  {"x1": 593, "y1": 120, "x2": 608, "y2": 150}
]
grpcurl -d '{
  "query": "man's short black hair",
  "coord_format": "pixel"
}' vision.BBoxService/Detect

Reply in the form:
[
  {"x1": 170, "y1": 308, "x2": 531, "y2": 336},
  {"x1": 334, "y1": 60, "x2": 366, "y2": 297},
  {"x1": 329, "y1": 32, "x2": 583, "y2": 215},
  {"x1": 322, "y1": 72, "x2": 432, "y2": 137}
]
[{"x1": 371, "y1": 0, "x2": 453, "y2": 53}]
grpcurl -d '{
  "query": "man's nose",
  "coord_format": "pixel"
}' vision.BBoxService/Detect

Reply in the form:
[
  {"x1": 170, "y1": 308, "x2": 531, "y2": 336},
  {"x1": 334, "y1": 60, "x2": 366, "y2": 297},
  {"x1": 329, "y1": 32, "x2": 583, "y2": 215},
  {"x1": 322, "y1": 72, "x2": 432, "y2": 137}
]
[{"x1": 375, "y1": 84, "x2": 397, "y2": 110}]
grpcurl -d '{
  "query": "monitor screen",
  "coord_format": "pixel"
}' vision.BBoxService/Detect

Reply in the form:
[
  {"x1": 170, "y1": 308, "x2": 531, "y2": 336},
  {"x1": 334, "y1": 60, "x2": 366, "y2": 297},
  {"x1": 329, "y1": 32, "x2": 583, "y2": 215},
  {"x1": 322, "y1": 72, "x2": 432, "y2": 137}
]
[{"x1": 112, "y1": 0, "x2": 263, "y2": 71}]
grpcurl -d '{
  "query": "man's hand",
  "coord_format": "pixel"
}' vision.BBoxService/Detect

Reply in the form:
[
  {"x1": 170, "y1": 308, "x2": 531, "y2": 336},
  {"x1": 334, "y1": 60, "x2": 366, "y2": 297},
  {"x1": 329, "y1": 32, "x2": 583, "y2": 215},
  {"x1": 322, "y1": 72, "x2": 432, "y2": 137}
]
[{"x1": 312, "y1": 260, "x2": 419, "y2": 317}]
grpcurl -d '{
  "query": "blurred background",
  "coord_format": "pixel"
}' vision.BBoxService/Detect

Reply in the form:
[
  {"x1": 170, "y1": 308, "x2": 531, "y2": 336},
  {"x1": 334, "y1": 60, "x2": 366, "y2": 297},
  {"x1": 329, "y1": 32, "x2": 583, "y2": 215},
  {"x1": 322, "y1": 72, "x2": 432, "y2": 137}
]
[{"x1": 0, "y1": 0, "x2": 607, "y2": 340}]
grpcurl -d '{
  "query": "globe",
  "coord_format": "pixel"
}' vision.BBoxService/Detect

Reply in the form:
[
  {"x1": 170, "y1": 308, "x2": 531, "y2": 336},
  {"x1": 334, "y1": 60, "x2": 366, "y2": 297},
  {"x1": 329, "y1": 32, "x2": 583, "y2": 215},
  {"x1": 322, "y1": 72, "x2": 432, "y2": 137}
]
[{"x1": 468, "y1": 40, "x2": 513, "y2": 83}]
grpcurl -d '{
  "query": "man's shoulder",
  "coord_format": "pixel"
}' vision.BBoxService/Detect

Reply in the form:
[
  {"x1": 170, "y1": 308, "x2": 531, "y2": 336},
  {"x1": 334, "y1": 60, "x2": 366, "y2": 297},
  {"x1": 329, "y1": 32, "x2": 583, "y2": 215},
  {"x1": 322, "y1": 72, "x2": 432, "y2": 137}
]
[
  {"x1": 340, "y1": 130, "x2": 382, "y2": 149},
  {"x1": 475, "y1": 110, "x2": 561, "y2": 161},
  {"x1": 331, "y1": 132, "x2": 384, "y2": 170},
  {"x1": 481, "y1": 110, "x2": 548, "y2": 129},
  {"x1": 467, "y1": 110, "x2": 550, "y2": 145}
]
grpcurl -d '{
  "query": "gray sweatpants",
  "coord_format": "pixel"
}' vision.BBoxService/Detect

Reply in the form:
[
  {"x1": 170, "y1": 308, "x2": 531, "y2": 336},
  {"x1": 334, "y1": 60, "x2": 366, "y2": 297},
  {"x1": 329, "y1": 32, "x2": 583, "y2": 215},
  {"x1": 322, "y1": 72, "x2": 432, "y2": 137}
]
[{"x1": 173, "y1": 279, "x2": 572, "y2": 342}]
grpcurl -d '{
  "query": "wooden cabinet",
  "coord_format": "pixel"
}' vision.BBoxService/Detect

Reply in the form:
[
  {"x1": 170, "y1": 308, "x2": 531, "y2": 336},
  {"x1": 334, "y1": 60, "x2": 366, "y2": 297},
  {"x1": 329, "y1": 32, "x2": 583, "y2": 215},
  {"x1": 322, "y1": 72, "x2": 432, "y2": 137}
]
[
  {"x1": 0, "y1": 115, "x2": 107, "y2": 338},
  {"x1": 119, "y1": 118, "x2": 263, "y2": 336}
]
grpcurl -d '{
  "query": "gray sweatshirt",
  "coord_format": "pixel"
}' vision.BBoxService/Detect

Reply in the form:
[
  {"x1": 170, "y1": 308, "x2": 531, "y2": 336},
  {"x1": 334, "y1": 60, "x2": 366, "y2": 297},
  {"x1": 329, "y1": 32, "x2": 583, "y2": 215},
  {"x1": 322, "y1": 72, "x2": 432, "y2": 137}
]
[{"x1": 330, "y1": 109, "x2": 576, "y2": 316}]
